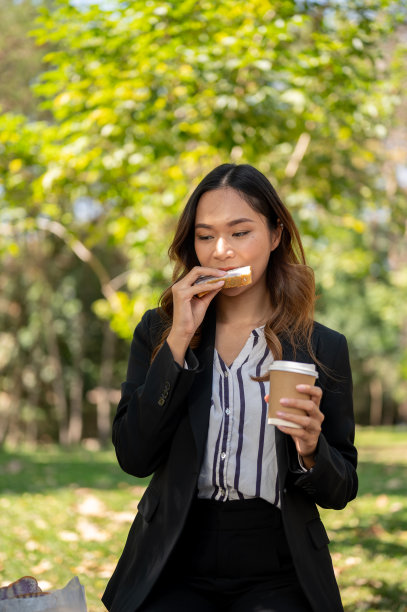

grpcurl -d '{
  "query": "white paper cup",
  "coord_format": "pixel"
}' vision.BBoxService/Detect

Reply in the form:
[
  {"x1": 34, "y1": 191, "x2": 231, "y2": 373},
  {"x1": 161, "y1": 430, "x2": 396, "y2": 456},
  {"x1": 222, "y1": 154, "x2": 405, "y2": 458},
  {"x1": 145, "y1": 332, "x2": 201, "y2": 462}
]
[{"x1": 268, "y1": 360, "x2": 319, "y2": 428}]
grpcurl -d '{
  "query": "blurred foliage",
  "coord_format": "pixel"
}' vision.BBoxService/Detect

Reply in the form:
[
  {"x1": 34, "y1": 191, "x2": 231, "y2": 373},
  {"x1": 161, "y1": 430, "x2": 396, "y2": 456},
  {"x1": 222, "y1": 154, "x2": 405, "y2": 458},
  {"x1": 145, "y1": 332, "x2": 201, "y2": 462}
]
[
  {"x1": 0, "y1": 0, "x2": 50, "y2": 117},
  {"x1": 0, "y1": 0, "x2": 407, "y2": 442}
]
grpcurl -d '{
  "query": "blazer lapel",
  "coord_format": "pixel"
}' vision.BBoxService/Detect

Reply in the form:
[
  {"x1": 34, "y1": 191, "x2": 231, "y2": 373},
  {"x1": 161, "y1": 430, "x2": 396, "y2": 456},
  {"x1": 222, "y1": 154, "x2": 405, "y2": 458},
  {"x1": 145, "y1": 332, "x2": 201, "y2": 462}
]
[{"x1": 188, "y1": 304, "x2": 216, "y2": 463}]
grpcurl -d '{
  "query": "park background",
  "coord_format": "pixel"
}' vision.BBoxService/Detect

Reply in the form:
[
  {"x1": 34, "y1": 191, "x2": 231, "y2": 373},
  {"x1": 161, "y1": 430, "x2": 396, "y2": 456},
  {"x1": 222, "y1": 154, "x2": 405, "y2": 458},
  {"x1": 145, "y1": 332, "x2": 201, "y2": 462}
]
[{"x1": 0, "y1": 0, "x2": 406, "y2": 609}]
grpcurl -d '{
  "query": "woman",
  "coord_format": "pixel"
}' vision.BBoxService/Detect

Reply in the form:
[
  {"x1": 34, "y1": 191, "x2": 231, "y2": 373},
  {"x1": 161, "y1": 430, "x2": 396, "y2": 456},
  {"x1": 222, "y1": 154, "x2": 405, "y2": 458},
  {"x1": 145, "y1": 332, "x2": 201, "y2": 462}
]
[{"x1": 102, "y1": 163, "x2": 358, "y2": 612}]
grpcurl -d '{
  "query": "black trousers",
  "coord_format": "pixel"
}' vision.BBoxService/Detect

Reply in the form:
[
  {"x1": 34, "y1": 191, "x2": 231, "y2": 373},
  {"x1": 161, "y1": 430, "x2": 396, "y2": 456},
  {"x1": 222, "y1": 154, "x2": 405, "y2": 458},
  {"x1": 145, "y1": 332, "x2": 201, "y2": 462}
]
[{"x1": 140, "y1": 497, "x2": 312, "y2": 612}]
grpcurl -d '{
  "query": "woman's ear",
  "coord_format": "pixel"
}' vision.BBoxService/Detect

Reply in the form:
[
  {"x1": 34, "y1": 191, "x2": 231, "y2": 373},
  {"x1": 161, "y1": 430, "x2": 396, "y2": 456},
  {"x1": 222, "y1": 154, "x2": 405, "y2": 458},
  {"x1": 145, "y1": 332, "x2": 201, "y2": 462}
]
[{"x1": 270, "y1": 220, "x2": 283, "y2": 252}]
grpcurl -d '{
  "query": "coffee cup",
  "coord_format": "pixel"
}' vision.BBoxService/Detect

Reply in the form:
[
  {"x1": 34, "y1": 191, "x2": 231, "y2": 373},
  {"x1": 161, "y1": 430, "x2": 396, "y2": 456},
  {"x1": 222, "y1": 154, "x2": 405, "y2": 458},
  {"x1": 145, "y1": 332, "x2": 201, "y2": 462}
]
[{"x1": 268, "y1": 360, "x2": 319, "y2": 428}]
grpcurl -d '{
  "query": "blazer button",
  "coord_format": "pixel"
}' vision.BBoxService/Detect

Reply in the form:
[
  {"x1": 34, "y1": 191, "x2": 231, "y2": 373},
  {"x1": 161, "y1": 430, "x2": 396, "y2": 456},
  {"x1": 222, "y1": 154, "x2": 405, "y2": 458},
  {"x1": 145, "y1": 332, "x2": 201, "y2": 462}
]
[
  {"x1": 164, "y1": 381, "x2": 171, "y2": 391},
  {"x1": 158, "y1": 398, "x2": 165, "y2": 406}
]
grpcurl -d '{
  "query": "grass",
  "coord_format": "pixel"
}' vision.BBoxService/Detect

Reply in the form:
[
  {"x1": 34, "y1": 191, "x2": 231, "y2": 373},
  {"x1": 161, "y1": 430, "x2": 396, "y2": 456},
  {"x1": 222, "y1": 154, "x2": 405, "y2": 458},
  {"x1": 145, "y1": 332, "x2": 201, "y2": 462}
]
[
  {"x1": 0, "y1": 427, "x2": 406, "y2": 611},
  {"x1": 321, "y1": 427, "x2": 407, "y2": 612}
]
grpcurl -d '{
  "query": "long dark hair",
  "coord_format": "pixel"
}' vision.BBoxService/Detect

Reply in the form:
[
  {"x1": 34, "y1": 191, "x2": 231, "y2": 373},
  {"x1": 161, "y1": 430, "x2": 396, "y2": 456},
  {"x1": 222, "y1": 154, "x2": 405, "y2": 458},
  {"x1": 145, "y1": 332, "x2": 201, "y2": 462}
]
[{"x1": 152, "y1": 163, "x2": 316, "y2": 374}]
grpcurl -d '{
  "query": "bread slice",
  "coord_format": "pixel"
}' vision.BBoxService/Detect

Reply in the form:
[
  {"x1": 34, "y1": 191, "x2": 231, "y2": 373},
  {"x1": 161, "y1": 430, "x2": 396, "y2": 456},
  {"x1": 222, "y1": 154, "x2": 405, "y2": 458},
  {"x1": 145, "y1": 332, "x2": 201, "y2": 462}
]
[{"x1": 195, "y1": 266, "x2": 252, "y2": 297}]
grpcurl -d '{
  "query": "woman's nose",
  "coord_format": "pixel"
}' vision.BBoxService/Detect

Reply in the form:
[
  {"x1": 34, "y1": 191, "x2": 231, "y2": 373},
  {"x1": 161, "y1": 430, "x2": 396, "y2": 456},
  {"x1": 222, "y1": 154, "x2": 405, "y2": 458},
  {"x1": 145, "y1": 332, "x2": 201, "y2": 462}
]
[{"x1": 214, "y1": 237, "x2": 233, "y2": 257}]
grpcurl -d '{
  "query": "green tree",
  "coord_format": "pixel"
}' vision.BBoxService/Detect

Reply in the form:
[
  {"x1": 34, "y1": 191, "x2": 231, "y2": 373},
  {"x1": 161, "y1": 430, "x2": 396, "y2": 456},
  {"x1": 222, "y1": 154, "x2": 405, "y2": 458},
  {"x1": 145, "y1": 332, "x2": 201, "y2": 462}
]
[{"x1": 1, "y1": 0, "x2": 406, "y2": 442}]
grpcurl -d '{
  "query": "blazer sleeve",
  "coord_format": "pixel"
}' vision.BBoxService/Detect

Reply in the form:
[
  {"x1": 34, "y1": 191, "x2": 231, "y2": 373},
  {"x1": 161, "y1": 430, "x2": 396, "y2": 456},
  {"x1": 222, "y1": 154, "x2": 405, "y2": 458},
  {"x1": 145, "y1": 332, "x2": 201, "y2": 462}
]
[
  {"x1": 112, "y1": 309, "x2": 199, "y2": 478},
  {"x1": 291, "y1": 331, "x2": 358, "y2": 510}
]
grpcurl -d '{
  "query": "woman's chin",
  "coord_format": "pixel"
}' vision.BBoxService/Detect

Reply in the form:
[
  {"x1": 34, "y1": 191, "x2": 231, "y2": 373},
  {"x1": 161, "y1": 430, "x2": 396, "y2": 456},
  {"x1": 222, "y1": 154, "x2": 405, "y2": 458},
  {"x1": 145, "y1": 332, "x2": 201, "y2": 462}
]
[{"x1": 219, "y1": 285, "x2": 251, "y2": 297}]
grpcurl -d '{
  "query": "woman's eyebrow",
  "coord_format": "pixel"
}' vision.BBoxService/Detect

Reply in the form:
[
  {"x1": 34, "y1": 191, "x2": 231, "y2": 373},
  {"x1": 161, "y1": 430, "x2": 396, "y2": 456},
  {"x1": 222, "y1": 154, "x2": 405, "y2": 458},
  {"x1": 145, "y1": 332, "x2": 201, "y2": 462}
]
[{"x1": 195, "y1": 218, "x2": 255, "y2": 229}]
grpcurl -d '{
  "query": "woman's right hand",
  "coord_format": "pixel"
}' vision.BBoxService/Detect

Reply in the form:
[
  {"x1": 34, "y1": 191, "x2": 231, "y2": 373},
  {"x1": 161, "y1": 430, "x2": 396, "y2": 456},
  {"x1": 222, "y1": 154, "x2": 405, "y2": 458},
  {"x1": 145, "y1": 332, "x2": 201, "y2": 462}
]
[{"x1": 167, "y1": 267, "x2": 225, "y2": 365}]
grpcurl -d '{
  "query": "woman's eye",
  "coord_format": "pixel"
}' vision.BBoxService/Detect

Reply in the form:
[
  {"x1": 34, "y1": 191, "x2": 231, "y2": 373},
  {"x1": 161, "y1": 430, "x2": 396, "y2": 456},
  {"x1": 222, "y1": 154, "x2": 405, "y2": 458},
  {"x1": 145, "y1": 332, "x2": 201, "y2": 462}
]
[{"x1": 196, "y1": 231, "x2": 249, "y2": 240}]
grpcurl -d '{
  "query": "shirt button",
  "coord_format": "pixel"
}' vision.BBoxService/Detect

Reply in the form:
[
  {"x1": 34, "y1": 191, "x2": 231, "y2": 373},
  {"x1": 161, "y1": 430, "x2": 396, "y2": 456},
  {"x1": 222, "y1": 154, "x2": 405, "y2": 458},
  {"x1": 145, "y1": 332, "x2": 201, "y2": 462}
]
[
  {"x1": 221, "y1": 452, "x2": 226, "y2": 460},
  {"x1": 225, "y1": 409, "x2": 230, "y2": 415},
  {"x1": 224, "y1": 371, "x2": 228, "y2": 378}
]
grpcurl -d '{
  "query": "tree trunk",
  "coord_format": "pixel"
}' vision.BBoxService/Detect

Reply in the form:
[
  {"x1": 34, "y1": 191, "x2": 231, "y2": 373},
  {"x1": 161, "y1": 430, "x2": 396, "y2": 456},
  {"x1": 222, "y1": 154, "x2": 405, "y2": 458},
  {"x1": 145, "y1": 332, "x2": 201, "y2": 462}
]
[
  {"x1": 369, "y1": 377, "x2": 383, "y2": 426},
  {"x1": 3, "y1": 376, "x2": 22, "y2": 446},
  {"x1": 0, "y1": 389, "x2": 14, "y2": 446},
  {"x1": 43, "y1": 310, "x2": 69, "y2": 445},
  {"x1": 97, "y1": 323, "x2": 116, "y2": 446},
  {"x1": 25, "y1": 384, "x2": 40, "y2": 444},
  {"x1": 68, "y1": 313, "x2": 85, "y2": 444},
  {"x1": 68, "y1": 371, "x2": 84, "y2": 444}
]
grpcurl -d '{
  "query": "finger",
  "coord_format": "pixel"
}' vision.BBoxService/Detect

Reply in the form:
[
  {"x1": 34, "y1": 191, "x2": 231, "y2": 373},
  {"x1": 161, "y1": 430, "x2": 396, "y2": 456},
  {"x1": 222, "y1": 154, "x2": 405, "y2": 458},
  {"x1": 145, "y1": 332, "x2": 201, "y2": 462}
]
[
  {"x1": 276, "y1": 411, "x2": 319, "y2": 432},
  {"x1": 278, "y1": 400, "x2": 324, "y2": 427},
  {"x1": 280, "y1": 397, "x2": 316, "y2": 415},
  {"x1": 296, "y1": 384, "x2": 323, "y2": 403},
  {"x1": 277, "y1": 424, "x2": 310, "y2": 437},
  {"x1": 188, "y1": 267, "x2": 226, "y2": 282},
  {"x1": 173, "y1": 275, "x2": 224, "y2": 298},
  {"x1": 173, "y1": 268, "x2": 225, "y2": 293},
  {"x1": 275, "y1": 424, "x2": 315, "y2": 443},
  {"x1": 194, "y1": 281, "x2": 225, "y2": 302},
  {"x1": 193, "y1": 280, "x2": 225, "y2": 298}
]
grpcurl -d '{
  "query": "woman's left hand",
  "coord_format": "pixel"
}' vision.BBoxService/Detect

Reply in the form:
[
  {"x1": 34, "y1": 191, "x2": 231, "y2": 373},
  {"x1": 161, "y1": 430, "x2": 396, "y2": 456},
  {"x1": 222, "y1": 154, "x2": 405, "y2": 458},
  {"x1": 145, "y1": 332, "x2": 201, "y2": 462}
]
[{"x1": 265, "y1": 384, "x2": 324, "y2": 470}]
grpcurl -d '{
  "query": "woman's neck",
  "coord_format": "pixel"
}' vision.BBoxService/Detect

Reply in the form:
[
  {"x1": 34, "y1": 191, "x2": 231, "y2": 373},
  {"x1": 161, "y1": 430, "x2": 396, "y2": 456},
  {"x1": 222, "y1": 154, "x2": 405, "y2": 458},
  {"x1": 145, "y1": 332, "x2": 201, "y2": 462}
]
[{"x1": 215, "y1": 285, "x2": 272, "y2": 328}]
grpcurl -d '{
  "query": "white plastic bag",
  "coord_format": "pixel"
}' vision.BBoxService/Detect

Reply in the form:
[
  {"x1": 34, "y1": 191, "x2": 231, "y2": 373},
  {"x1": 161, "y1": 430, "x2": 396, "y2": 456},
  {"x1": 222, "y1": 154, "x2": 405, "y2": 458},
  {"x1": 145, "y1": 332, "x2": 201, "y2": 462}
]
[{"x1": 0, "y1": 577, "x2": 87, "y2": 612}]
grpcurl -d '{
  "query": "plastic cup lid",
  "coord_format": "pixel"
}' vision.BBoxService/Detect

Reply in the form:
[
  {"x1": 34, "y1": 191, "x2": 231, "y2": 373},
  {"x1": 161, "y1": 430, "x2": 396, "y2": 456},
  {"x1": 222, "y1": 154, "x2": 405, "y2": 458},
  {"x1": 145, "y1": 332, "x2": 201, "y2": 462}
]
[{"x1": 268, "y1": 360, "x2": 318, "y2": 378}]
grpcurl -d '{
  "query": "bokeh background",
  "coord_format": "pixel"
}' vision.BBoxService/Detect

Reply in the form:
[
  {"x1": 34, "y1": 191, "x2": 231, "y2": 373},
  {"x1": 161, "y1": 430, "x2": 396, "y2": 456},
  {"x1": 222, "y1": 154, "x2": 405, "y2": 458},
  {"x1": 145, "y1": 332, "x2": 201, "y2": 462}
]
[{"x1": 0, "y1": 1, "x2": 406, "y2": 610}]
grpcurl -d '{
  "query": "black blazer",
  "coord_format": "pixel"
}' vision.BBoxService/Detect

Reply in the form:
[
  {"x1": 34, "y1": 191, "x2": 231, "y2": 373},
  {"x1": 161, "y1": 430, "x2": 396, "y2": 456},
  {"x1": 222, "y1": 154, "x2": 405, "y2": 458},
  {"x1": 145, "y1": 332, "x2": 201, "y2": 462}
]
[{"x1": 102, "y1": 305, "x2": 358, "y2": 612}]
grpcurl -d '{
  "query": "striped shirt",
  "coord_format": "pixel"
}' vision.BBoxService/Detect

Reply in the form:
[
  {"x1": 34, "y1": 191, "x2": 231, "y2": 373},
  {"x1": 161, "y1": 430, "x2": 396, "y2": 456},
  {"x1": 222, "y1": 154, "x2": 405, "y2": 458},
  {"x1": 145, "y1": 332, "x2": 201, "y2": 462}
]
[{"x1": 197, "y1": 326, "x2": 281, "y2": 507}]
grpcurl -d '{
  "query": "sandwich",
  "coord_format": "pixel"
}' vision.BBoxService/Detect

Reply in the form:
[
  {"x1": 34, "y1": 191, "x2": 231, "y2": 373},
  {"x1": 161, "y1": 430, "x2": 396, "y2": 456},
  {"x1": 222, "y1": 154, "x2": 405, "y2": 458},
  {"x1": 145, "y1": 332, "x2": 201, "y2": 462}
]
[{"x1": 194, "y1": 265, "x2": 252, "y2": 297}]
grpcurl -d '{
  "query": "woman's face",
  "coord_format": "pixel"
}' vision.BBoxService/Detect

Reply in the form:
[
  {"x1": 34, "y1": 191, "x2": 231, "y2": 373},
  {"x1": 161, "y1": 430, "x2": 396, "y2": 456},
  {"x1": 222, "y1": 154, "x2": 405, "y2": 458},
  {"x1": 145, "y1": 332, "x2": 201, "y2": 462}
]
[{"x1": 194, "y1": 187, "x2": 281, "y2": 295}]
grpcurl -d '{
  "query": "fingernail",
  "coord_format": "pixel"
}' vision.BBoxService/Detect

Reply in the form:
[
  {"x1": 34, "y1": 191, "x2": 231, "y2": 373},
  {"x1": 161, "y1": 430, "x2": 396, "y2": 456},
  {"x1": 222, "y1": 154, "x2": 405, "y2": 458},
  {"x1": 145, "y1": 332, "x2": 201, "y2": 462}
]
[
  {"x1": 280, "y1": 398, "x2": 289, "y2": 404},
  {"x1": 296, "y1": 384, "x2": 308, "y2": 390}
]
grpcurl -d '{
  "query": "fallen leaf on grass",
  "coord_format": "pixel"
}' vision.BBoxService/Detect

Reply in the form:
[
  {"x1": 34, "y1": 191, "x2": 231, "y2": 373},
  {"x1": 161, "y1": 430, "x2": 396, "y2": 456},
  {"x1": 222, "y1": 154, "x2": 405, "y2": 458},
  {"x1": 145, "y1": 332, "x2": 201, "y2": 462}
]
[
  {"x1": 97, "y1": 562, "x2": 116, "y2": 579},
  {"x1": 376, "y1": 494, "x2": 389, "y2": 508},
  {"x1": 31, "y1": 559, "x2": 53, "y2": 574},
  {"x1": 76, "y1": 493, "x2": 107, "y2": 517},
  {"x1": 74, "y1": 551, "x2": 105, "y2": 575},
  {"x1": 332, "y1": 553, "x2": 345, "y2": 577},
  {"x1": 13, "y1": 526, "x2": 30, "y2": 540},
  {"x1": 77, "y1": 518, "x2": 109, "y2": 542},
  {"x1": 390, "y1": 502, "x2": 402, "y2": 512},
  {"x1": 365, "y1": 523, "x2": 386, "y2": 537},
  {"x1": 345, "y1": 556, "x2": 362, "y2": 566},
  {"x1": 111, "y1": 511, "x2": 134, "y2": 523},
  {"x1": 59, "y1": 530, "x2": 80, "y2": 542}
]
